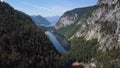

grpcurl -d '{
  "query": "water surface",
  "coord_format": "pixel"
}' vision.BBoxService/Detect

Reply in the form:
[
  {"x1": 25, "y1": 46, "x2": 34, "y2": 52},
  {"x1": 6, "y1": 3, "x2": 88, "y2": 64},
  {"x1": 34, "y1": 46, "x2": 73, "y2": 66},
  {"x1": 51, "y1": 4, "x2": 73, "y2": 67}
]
[{"x1": 45, "y1": 31, "x2": 68, "y2": 53}]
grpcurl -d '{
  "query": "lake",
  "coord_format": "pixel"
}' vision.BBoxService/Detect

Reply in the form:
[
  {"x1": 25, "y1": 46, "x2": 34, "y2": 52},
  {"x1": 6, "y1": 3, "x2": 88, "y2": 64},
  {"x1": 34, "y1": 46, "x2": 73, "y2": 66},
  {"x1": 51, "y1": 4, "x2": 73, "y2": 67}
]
[{"x1": 45, "y1": 31, "x2": 68, "y2": 53}]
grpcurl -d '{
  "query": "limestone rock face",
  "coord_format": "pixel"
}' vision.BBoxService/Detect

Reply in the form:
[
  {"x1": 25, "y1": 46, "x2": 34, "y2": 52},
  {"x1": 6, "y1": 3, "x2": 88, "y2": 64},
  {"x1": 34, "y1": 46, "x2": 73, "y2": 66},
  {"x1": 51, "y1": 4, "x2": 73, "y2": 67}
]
[
  {"x1": 55, "y1": 10, "x2": 80, "y2": 30},
  {"x1": 97, "y1": 0, "x2": 118, "y2": 6},
  {"x1": 72, "y1": 0, "x2": 120, "y2": 50},
  {"x1": 55, "y1": 6, "x2": 94, "y2": 30}
]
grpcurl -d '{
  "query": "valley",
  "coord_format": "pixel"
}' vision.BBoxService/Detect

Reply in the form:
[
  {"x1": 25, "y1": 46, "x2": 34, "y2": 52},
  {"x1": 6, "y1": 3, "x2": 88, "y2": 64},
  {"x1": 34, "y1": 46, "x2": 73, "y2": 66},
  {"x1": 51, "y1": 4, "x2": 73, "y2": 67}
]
[{"x1": 0, "y1": 0, "x2": 120, "y2": 68}]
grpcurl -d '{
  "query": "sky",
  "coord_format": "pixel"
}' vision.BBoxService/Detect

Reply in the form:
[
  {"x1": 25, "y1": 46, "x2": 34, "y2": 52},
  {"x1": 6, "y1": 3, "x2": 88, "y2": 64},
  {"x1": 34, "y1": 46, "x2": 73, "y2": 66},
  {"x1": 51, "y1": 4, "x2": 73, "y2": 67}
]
[{"x1": 5, "y1": 0, "x2": 98, "y2": 17}]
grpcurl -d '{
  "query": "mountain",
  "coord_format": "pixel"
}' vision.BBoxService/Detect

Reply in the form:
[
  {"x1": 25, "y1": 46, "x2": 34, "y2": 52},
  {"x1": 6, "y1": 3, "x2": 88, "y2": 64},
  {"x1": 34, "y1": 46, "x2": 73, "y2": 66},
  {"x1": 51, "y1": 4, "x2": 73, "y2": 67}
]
[
  {"x1": 72, "y1": 0, "x2": 120, "y2": 51},
  {"x1": 60, "y1": 0, "x2": 120, "y2": 67},
  {"x1": 55, "y1": 6, "x2": 95, "y2": 38},
  {"x1": 55, "y1": 6, "x2": 95, "y2": 30},
  {"x1": 0, "y1": 2, "x2": 63, "y2": 68},
  {"x1": 46, "y1": 16, "x2": 60, "y2": 26},
  {"x1": 31, "y1": 15, "x2": 51, "y2": 26}
]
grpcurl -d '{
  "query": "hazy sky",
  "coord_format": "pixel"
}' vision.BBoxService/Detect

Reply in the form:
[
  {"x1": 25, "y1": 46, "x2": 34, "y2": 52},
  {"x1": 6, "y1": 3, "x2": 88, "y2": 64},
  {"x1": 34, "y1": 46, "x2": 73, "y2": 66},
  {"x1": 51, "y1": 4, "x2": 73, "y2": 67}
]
[{"x1": 5, "y1": 0, "x2": 98, "y2": 17}]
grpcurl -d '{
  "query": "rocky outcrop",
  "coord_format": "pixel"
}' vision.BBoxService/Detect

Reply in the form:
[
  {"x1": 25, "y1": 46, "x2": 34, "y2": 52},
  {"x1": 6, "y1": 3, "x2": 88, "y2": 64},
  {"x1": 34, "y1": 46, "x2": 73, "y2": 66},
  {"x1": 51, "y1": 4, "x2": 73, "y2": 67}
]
[
  {"x1": 55, "y1": 13, "x2": 78, "y2": 30},
  {"x1": 55, "y1": 6, "x2": 94, "y2": 30},
  {"x1": 97, "y1": 0, "x2": 118, "y2": 6},
  {"x1": 72, "y1": 0, "x2": 120, "y2": 50}
]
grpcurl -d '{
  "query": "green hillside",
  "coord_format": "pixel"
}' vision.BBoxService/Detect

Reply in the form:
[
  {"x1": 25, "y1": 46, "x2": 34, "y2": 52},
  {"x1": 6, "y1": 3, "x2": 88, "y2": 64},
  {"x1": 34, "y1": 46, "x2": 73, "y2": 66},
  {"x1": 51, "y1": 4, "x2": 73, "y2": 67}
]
[{"x1": 0, "y1": 2, "x2": 62, "y2": 68}]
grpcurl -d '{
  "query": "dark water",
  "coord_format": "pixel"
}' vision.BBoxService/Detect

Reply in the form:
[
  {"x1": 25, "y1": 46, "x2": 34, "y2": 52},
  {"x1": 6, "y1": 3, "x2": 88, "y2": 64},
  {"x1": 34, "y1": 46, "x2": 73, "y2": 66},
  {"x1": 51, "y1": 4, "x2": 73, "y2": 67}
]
[{"x1": 45, "y1": 31, "x2": 68, "y2": 53}]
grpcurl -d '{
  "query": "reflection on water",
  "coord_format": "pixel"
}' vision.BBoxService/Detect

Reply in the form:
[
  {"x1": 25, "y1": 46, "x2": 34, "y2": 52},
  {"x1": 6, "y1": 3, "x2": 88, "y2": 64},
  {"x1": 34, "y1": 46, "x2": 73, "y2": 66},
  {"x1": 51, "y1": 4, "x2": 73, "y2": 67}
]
[{"x1": 45, "y1": 31, "x2": 68, "y2": 53}]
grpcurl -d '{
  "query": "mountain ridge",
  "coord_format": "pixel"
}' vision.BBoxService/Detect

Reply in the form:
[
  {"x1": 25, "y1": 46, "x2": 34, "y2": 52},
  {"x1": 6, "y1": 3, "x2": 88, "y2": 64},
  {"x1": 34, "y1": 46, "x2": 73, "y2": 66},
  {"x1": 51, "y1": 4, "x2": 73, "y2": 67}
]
[
  {"x1": 55, "y1": 0, "x2": 120, "y2": 67},
  {"x1": 0, "y1": 2, "x2": 62, "y2": 68},
  {"x1": 54, "y1": 6, "x2": 95, "y2": 39},
  {"x1": 31, "y1": 15, "x2": 51, "y2": 26},
  {"x1": 72, "y1": 0, "x2": 120, "y2": 50}
]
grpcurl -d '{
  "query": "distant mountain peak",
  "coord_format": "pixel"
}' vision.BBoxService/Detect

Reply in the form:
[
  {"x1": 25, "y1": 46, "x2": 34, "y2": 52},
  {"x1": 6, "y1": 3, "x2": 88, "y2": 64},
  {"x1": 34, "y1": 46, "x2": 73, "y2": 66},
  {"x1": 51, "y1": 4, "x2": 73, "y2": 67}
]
[
  {"x1": 31, "y1": 15, "x2": 51, "y2": 26},
  {"x1": 45, "y1": 16, "x2": 60, "y2": 26}
]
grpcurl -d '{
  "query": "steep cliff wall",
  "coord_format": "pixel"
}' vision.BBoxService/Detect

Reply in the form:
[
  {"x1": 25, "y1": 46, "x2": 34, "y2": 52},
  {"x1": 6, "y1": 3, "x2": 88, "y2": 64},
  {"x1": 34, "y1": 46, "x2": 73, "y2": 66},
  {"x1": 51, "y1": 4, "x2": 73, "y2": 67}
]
[
  {"x1": 55, "y1": 6, "x2": 95, "y2": 39},
  {"x1": 73, "y1": 0, "x2": 120, "y2": 50},
  {"x1": 55, "y1": 6, "x2": 94, "y2": 30}
]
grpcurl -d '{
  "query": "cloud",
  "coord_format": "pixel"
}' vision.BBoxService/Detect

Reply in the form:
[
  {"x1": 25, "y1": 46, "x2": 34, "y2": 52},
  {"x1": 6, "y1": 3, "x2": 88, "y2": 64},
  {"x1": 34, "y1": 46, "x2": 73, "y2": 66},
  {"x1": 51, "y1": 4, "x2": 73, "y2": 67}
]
[
  {"x1": 22, "y1": 2, "x2": 52, "y2": 11},
  {"x1": 20, "y1": 1, "x2": 72, "y2": 16},
  {"x1": 50, "y1": 6, "x2": 72, "y2": 13}
]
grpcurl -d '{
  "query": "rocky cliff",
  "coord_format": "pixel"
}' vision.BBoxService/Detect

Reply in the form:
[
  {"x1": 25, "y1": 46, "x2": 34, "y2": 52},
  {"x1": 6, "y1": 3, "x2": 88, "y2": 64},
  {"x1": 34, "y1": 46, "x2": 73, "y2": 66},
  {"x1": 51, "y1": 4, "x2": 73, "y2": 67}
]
[
  {"x1": 72, "y1": 0, "x2": 120, "y2": 50},
  {"x1": 55, "y1": 6, "x2": 94, "y2": 30},
  {"x1": 55, "y1": 6, "x2": 95, "y2": 39},
  {"x1": 58, "y1": 0, "x2": 120, "y2": 67}
]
